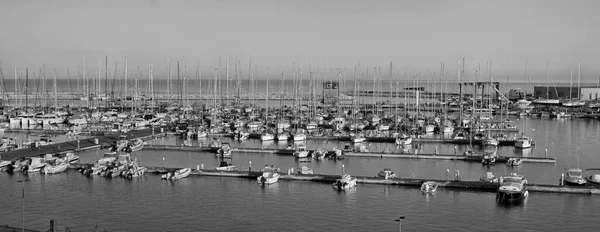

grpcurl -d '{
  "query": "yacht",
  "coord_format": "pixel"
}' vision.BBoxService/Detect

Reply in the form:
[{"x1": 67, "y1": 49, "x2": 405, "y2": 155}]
[
  {"x1": 482, "y1": 137, "x2": 499, "y2": 147},
  {"x1": 395, "y1": 134, "x2": 412, "y2": 145},
  {"x1": 216, "y1": 143, "x2": 232, "y2": 158},
  {"x1": 43, "y1": 163, "x2": 69, "y2": 174},
  {"x1": 584, "y1": 168, "x2": 600, "y2": 187},
  {"x1": 293, "y1": 144, "x2": 310, "y2": 158},
  {"x1": 564, "y1": 168, "x2": 587, "y2": 186},
  {"x1": 276, "y1": 132, "x2": 289, "y2": 142},
  {"x1": 297, "y1": 166, "x2": 314, "y2": 175},
  {"x1": 514, "y1": 136, "x2": 532, "y2": 149},
  {"x1": 352, "y1": 134, "x2": 366, "y2": 143},
  {"x1": 20, "y1": 113, "x2": 37, "y2": 126},
  {"x1": 215, "y1": 159, "x2": 237, "y2": 171},
  {"x1": 257, "y1": 165, "x2": 280, "y2": 185},
  {"x1": 293, "y1": 132, "x2": 307, "y2": 142},
  {"x1": 27, "y1": 157, "x2": 47, "y2": 173},
  {"x1": 496, "y1": 173, "x2": 529, "y2": 203},
  {"x1": 36, "y1": 113, "x2": 65, "y2": 125}
]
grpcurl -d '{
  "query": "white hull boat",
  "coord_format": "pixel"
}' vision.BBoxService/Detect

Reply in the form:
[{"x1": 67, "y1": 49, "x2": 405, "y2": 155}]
[
  {"x1": 43, "y1": 163, "x2": 69, "y2": 174},
  {"x1": 162, "y1": 168, "x2": 192, "y2": 180},
  {"x1": 333, "y1": 174, "x2": 357, "y2": 190}
]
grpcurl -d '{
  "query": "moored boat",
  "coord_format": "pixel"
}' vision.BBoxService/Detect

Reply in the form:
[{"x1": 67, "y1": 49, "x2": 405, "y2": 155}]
[
  {"x1": 162, "y1": 168, "x2": 192, "y2": 180},
  {"x1": 257, "y1": 165, "x2": 280, "y2": 185},
  {"x1": 215, "y1": 159, "x2": 237, "y2": 171},
  {"x1": 584, "y1": 168, "x2": 600, "y2": 187},
  {"x1": 43, "y1": 163, "x2": 69, "y2": 174},
  {"x1": 293, "y1": 144, "x2": 310, "y2": 158},
  {"x1": 377, "y1": 168, "x2": 397, "y2": 179},
  {"x1": 421, "y1": 181, "x2": 439, "y2": 193},
  {"x1": 297, "y1": 165, "x2": 313, "y2": 175},
  {"x1": 496, "y1": 173, "x2": 529, "y2": 204},
  {"x1": 563, "y1": 168, "x2": 587, "y2": 186},
  {"x1": 515, "y1": 136, "x2": 532, "y2": 149},
  {"x1": 332, "y1": 174, "x2": 357, "y2": 190}
]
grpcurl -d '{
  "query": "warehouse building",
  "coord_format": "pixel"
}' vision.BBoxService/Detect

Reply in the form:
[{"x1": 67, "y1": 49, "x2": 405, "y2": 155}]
[{"x1": 533, "y1": 85, "x2": 600, "y2": 100}]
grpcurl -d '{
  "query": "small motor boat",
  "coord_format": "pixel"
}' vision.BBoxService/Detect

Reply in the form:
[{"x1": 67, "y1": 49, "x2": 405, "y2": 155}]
[{"x1": 421, "y1": 181, "x2": 439, "y2": 193}]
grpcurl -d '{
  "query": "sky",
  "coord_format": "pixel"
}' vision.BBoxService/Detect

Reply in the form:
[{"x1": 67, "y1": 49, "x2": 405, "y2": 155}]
[{"x1": 1, "y1": 0, "x2": 600, "y2": 82}]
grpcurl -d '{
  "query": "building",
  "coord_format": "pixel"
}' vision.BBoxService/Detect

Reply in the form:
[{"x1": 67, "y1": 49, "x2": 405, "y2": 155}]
[{"x1": 533, "y1": 85, "x2": 600, "y2": 100}]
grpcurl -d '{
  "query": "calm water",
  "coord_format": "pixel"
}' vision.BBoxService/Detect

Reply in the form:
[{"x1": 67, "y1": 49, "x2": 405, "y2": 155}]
[{"x1": 1, "y1": 116, "x2": 600, "y2": 231}]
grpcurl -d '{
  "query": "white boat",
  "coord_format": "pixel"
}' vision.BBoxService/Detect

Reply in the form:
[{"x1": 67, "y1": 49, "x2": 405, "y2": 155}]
[
  {"x1": 9, "y1": 115, "x2": 21, "y2": 124},
  {"x1": 332, "y1": 174, "x2": 357, "y2": 190},
  {"x1": 293, "y1": 144, "x2": 310, "y2": 158},
  {"x1": 162, "y1": 168, "x2": 192, "y2": 180},
  {"x1": 37, "y1": 113, "x2": 65, "y2": 125},
  {"x1": 421, "y1": 181, "x2": 439, "y2": 193},
  {"x1": 589, "y1": 102, "x2": 600, "y2": 108},
  {"x1": 377, "y1": 168, "x2": 397, "y2": 179},
  {"x1": 515, "y1": 136, "x2": 532, "y2": 149},
  {"x1": 0, "y1": 155, "x2": 10, "y2": 168},
  {"x1": 532, "y1": 98, "x2": 560, "y2": 105},
  {"x1": 276, "y1": 133, "x2": 289, "y2": 141},
  {"x1": 43, "y1": 163, "x2": 69, "y2": 174},
  {"x1": 216, "y1": 143, "x2": 232, "y2": 157},
  {"x1": 378, "y1": 124, "x2": 390, "y2": 131},
  {"x1": 27, "y1": 157, "x2": 46, "y2": 173},
  {"x1": 297, "y1": 166, "x2": 313, "y2": 175},
  {"x1": 97, "y1": 153, "x2": 117, "y2": 165},
  {"x1": 425, "y1": 124, "x2": 435, "y2": 133},
  {"x1": 197, "y1": 131, "x2": 208, "y2": 138},
  {"x1": 129, "y1": 139, "x2": 144, "y2": 152},
  {"x1": 261, "y1": 132, "x2": 275, "y2": 141},
  {"x1": 562, "y1": 100, "x2": 585, "y2": 107},
  {"x1": 563, "y1": 168, "x2": 587, "y2": 186},
  {"x1": 68, "y1": 116, "x2": 88, "y2": 125},
  {"x1": 395, "y1": 135, "x2": 412, "y2": 145},
  {"x1": 496, "y1": 173, "x2": 529, "y2": 203},
  {"x1": 257, "y1": 166, "x2": 280, "y2": 184},
  {"x1": 38, "y1": 136, "x2": 54, "y2": 146},
  {"x1": 482, "y1": 137, "x2": 499, "y2": 147},
  {"x1": 293, "y1": 133, "x2": 307, "y2": 141},
  {"x1": 506, "y1": 158, "x2": 522, "y2": 166},
  {"x1": 62, "y1": 153, "x2": 80, "y2": 163},
  {"x1": 19, "y1": 113, "x2": 37, "y2": 126},
  {"x1": 352, "y1": 134, "x2": 366, "y2": 143},
  {"x1": 215, "y1": 160, "x2": 237, "y2": 171},
  {"x1": 306, "y1": 122, "x2": 318, "y2": 130}
]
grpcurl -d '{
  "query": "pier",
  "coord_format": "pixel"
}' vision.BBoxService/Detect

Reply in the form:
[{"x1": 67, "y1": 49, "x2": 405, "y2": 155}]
[
  {"x1": 0, "y1": 128, "x2": 166, "y2": 160},
  {"x1": 141, "y1": 144, "x2": 556, "y2": 163},
  {"x1": 136, "y1": 168, "x2": 599, "y2": 195}
]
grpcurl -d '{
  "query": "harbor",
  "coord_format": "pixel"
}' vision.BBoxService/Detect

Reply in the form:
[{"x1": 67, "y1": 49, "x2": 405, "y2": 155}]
[{"x1": 3, "y1": 1, "x2": 600, "y2": 231}]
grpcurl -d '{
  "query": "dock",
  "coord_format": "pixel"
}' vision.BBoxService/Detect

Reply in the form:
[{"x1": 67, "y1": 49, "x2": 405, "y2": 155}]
[
  {"x1": 141, "y1": 145, "x2": 556, "y2": 163},
  {"x1": 207, "y1": 133, "x2": 521, "y2": 146},
  {"x1": 0, "y1": 128, "x2": 166, "y2": 160},
  {"x1": 135, "y1": 168, "x2": 599, "y2": 195}
]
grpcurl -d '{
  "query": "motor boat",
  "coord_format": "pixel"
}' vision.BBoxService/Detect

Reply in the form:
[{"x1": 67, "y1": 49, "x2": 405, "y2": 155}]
[
  {"x1": 98, "y1": 153, "x2": 118, "y2": 165},
  {"x1": 216, "y1": 143, "x2": 232, "y2": 158},
  {"x1": 421, "y1": 181, "x2": 439, "y2": 193},
  {"x1": 482, "y1": 137, "x2": 499, "y2": 147},
  {"x1": 293, "y1": 144, "x2": 310, "y2": 158},
  {"x1": 129, "y1": 139, "x2": 144, "y2": 152},
  {"x1": 297, "y1": 166, "x2": 313, "y2": 175},
  {"x1": 506, "y1": 158, "x2": 522, "y2": 166},
  {"x1": 563, "y1": 168, "x2": 587, "y2": 186},
  {"x1": 480, "y1": 172, "x2": 499, "y2": 183},
  {"x1": 162, "y1": 168, "x2": 192, "y2": 180},
  {"x1": 352, "y1": 134, "x2": 366, "y2": 143},
  {"x1": 27, "y1": 157, "x2": 47, "y2": 173},
  {"x1": 395, "y1": 134, "x2": 412, "y2": 145},
  {"x1": 584, "y1": 168, "x2": 600, "y2": 187},
  {"x1": 43, "y1": 163, "x2": 69, "y2": 174},
  {"x1": 515, "y1": 136, "x2": 532, "y2": 149},
  {"x1": 261, "y1": 132, "x2": 275, "y2": 141},
  {"x1": 257, "y1": 165, "x2": 280, "y2": 185},
  {"x1": 277, "y1": 132, "x2": 289, "y2": 142},
  {"x1": 215, "y1": 160, "x2": 237, "y2": 171},
  {"x1": 482, "y1": 153, "x2": 497, "y2": 166},
  {"x1": 377, "y1": 168, "x2": 397, "y2": 179},
  {"x1": 293, "y1": 133, "x2": 307, "y2": 141},
  {"x1": 62, "y1": 153, "x2": 80, "y2": 164},
  {"x1": 496, "y1": 173, "x2": 529, "y2": 203},
  {"x1": 332, "y1": 174, "x2": 357, "y2": 190}
]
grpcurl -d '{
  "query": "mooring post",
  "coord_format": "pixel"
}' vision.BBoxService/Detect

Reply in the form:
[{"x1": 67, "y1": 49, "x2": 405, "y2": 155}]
[
  {"x1": 446, "y1": 169, "x2": 450, "y2": 181},
  {"x1": 201, "y1": 163, "x2": 204, "y2": 169},
  {"x1": 560, "y1": 173, "x2": 564, "y2": 186},
  {"x1": 545, "y1": 149, "x2": 548, "y2": 158},
  {"x1": 77, "y1": 140, "x2": 80, "y2": 151},
  {"x1": 152, "y1": 127, "x2": 155, "y2": 136},
  {"x1": 249, "y1": 160, "x2": 252, "y2": 172},
  {"x1": 342, "y1": 164, "x2": 345, "y2": 175}
]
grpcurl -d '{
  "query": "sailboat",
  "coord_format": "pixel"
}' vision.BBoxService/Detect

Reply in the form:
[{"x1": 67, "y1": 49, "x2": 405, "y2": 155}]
[
  {"x1": 563, "y1": 62, "x2": 585, "y2": 107},
  {"x1": 261, "y1": 70, "x2": 275, "y2": 142},
  {"x1": 533, "y1": 62, "x2": 560, "y2": 105}
]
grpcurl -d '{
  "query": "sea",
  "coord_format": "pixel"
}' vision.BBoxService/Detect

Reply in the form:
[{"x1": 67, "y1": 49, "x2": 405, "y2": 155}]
[{"x1": 1, "y1": 115, "x2": 600, "y2": 231}]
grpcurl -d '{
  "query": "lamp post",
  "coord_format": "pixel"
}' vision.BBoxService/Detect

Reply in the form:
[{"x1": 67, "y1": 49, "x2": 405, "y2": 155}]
[
  {"x1": 394, "y1": 216, "x2": 406, "y2": 232},
  {"x1": 17, "y1": 179, "x2": 30, "y2": 232}
]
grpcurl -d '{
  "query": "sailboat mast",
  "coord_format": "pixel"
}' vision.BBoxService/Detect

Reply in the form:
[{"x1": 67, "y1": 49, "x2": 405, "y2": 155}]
[
  {"x1": 53, "y1": 69, "x2": 58, "y2": 109},
  {"x1": 578, "y1": 60, "x2": 581, "y2": 100}
]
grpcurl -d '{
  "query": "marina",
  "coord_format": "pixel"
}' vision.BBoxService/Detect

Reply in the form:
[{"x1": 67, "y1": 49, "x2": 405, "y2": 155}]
[{"x1": 3, "y1": 1, "x2": 600, "y2": 231}]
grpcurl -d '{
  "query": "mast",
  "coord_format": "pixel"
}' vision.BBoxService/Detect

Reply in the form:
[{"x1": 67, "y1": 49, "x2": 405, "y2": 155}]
[
  {"x1": 570, "y1": 70, "x2": 573, "y2": 102},
  {"x1": 546, "y1": 61, "x2": 550, "y2": 99},
  {"x1": 124, "y1": 57, "x2": 128, "y2": 109},
  {"x1": 25, "y1": 68, "x2": 28, "y2": 109},
  {"x1": 53, "y1": 69, "x2": 58, "y2": 109},
  {"x1": 578, "y1": 60, "x2": 581, "y2": 100},
  {"x1": 266, "y1": 69, "x2": 270, "y2": 123}
]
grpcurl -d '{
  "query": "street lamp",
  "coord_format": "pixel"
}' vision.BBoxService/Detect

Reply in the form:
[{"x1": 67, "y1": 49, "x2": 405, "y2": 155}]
[
  {"x1": 394, "y1": 216, "x2": 406, "y2": 232},
  {"x1": 17, "y1": 179, "x2": 30, "y2": 232}
]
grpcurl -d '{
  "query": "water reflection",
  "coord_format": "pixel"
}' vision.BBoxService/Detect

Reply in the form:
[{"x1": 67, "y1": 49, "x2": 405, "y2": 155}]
[{"x1": 259, "y1": 182, "x2": 280, "y2": 196}]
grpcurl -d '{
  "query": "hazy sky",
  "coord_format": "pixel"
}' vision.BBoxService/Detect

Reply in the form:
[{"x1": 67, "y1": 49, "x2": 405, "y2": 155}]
[{"x1": 1, "y1": 0, "x2": 600, "y2": 81}]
